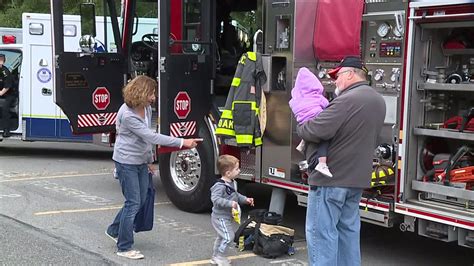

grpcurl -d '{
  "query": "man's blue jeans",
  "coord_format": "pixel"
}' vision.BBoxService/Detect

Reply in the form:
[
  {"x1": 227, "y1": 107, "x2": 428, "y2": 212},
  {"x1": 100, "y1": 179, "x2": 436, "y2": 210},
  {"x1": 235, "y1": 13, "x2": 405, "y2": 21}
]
[
  {"x1": 306, "y1": 186, "x2": 363, "y2": 266},
  {"x1": 107, "y1": 162, "x2": 149, "y2": 252}
]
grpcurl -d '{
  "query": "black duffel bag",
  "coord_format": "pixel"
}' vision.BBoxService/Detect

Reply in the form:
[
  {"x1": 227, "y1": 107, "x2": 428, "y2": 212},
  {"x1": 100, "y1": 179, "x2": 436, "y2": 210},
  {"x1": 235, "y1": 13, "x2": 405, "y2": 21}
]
[{"x1": 252, "y1": 222, "x2": 294, "y2": 258}]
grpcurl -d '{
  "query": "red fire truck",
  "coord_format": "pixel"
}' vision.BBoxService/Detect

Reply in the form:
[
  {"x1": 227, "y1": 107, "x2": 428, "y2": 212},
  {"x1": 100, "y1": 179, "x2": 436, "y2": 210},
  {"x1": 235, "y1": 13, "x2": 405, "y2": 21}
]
[{"x1": 51, "y1": 0, "x2": 474, "y2": 248}]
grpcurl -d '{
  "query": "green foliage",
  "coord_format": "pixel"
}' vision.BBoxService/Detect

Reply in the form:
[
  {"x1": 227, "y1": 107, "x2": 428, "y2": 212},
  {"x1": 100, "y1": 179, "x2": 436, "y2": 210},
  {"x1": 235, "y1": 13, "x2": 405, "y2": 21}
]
[
  {"x1": 230, "y1": 11, "x2": 257, "y2": 36},
  {"x1": 136, "y1": 2, "x2": 158, "y2": 18},
  {"x1": 0, "y1": 0, "x2": 49, "y2": 27},
  {"x1": 0, "y1": 0, "x2": 157, "y2": 28},
  {"x1": 0, "y1": 0, "x2": 70, "y2": 28}
]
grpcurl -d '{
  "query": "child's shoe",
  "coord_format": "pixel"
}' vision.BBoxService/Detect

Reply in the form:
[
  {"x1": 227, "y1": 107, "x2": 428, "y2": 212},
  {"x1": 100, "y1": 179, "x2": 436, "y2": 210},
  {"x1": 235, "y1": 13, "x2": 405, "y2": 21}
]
[
  {"x1": 315, "y1": 163, "x2": 333, "y2": 178},
  {"x1": 210, "y1": 255, "x2": 231, "y2": 266},
  {"x1": 296, "y1": 140, "x2": 305, "y2": 153},
  {"x1": 210, "y1": 257, "x2": 217, "y2": 265}
]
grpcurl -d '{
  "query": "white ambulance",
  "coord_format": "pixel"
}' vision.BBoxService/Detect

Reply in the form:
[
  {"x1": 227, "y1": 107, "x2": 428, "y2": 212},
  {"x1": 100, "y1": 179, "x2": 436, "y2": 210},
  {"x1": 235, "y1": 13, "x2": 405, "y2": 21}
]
[{"x1": 0, "y1": 13, "x2": 157, "y2": 142}]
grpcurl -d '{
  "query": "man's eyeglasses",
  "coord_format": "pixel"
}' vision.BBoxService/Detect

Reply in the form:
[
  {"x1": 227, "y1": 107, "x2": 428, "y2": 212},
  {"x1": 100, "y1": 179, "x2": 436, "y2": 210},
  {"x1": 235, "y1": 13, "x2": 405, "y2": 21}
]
[{"x1": 336, "y1": 70, "x2": 352, "y2": 79}]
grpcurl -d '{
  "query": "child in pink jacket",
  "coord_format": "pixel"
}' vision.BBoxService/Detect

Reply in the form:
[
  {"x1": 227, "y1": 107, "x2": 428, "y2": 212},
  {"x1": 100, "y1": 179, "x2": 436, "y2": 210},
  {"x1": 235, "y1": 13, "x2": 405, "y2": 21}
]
[{"x1": 289, "y1": 67, "x2": 332, "y2": 177}]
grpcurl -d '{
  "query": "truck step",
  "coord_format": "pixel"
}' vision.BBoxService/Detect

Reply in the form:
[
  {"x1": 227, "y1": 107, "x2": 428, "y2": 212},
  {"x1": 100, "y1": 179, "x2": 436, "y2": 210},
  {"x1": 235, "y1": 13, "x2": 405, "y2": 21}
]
[{"x1": 418, "y1": 219, "x2": 457, "y2": 242}]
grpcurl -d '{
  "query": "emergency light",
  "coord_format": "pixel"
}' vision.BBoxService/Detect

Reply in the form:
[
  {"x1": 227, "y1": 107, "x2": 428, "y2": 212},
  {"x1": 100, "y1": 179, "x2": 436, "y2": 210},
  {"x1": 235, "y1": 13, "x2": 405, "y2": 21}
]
[{"x1": 2, "y1": 35, "x2": 16, "y2": 44}]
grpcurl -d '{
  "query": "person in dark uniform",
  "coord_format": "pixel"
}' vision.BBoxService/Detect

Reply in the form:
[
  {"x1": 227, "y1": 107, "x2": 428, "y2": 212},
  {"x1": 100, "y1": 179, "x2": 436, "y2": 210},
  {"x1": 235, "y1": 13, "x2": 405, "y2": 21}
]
[{"x1": 0, "y1": 53, "x2": 14, "y2": 137}]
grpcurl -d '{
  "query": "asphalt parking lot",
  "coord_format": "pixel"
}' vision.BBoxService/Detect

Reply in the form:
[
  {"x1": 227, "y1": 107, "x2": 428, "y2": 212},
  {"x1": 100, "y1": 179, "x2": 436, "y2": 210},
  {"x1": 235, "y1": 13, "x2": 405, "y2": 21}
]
[{"x1": 1, "y1": 139, "x2": 473, "y2": 265}]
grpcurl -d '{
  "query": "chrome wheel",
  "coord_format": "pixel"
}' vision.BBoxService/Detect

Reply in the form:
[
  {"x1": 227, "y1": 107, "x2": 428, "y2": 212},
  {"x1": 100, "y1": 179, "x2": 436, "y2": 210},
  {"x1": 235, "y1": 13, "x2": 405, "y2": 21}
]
[{"x1": 169, "y1": 148, "x2": 202, "y2": 192}]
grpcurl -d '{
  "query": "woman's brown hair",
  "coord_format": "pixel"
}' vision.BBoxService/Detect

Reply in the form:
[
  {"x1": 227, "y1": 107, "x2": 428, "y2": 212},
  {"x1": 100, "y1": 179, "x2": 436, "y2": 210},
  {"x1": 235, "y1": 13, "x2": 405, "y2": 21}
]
[{"x1": 122, "y1": 75, "x2": 157, "y2": 108}]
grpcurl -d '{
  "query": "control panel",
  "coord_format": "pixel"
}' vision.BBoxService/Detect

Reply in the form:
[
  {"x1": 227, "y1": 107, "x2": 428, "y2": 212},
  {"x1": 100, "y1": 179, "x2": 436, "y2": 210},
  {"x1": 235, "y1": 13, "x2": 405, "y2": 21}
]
[
  {"x1": 379, "y1": 42, "x2": 402, "y2": 58},
  {"x1": 363, "y1": 13, "x2": 405, "y2": 93}
]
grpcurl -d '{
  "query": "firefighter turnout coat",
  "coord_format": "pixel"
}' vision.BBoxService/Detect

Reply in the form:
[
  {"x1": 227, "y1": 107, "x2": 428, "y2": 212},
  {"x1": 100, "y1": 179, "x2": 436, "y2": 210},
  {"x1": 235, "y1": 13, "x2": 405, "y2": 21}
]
[{"x1": 215, "y1": 52, "x2": 267, "y2": 147}]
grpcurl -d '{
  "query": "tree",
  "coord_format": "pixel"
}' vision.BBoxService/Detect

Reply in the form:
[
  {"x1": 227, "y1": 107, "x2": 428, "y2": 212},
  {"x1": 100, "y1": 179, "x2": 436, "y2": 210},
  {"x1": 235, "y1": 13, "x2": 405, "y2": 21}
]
[
  {"x1": 0, "y1": 0, "x2": 157, "y2": 28},
  {"x1": 0, "y1": 0, "x2": 50, "y2": 27}
]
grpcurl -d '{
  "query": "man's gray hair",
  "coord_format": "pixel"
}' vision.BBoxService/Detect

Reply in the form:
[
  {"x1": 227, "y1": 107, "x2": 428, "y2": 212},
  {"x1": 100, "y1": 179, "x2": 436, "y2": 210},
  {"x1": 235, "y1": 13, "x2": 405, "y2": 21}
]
[{"x1": 349, "y1": 67, "x2": 367, "y2": 80}]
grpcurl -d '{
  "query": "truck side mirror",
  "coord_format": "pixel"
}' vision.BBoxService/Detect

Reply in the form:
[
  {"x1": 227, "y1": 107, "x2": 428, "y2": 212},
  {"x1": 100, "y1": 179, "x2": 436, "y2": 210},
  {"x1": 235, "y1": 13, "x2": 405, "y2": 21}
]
[{"x1": 80, "y1": 3, "x2": 96, "y2": 37}]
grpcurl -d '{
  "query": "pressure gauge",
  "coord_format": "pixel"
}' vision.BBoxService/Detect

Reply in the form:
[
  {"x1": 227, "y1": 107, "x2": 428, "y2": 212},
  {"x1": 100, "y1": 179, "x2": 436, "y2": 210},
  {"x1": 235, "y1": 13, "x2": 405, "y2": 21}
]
[
  {"x1": 374, "y1": 69, "x2": 384, "y2": 81},
  {"x1": 191, "y1": 43, "x2": 201, "y2": 51},
  {"x1": 392, "y1": 25, "x2": 402, "y2": 38},
  {"x1": 377, "y1": 22, "x2": 390, "y2": 38},
  {"x1": 317, "y1": 69, "x2": 327, "y2": 79}
]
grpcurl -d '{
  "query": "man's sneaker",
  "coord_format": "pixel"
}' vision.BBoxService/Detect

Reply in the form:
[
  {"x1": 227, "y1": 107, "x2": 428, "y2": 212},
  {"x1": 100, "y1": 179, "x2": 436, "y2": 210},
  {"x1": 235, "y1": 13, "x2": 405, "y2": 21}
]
[
  {"x1": 116, "y1": 250, "x2": 144, "y2": 260},
  {"x1": 210, "y1": 256, "x2": 231, "y2": 266},
  {"x1": 315, "y1": 163, "x2": 333, "y2": 178},
  {"x1": 105, "y1": 230, "x2": 118, "y2": 243}
]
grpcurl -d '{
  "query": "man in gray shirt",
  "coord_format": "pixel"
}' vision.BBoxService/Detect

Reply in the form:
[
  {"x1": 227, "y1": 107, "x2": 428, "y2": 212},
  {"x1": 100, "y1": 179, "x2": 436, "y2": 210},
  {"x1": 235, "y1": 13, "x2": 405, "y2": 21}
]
[{"x1": 297, "y1": 56, "x2": 386, "y2": 266}]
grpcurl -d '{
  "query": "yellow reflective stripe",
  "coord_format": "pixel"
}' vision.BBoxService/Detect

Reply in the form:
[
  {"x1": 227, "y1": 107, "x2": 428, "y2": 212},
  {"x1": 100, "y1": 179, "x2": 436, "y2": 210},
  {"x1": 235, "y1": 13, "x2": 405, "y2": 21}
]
[
  {"x1": 235, "y1": 134, "x2": 253, "y2": 144},
  {"x1": 247, "y1": 52, "x2": 256, "y2": 61},
  {"x1": 254, "y1": 137, "x2": 262, "y2": 146},
  {"x1": 371, "y1": 181, "x2": 386, "y2": 187},
  {"x1": 231, "y1": 78, "x2": 241, "y2": 87},
  {"x1": 239, "y1": 55, "x2": 246, "y2": 65},
  {"x1": 220, "y1": 110, "x2": 233, "y2": 119},
  {"x1": 232, "y1": 101, "x2": 258, "y2": 111},
  {"x1": 215, "y1": 128, "x2": 235, "y2": 136}
]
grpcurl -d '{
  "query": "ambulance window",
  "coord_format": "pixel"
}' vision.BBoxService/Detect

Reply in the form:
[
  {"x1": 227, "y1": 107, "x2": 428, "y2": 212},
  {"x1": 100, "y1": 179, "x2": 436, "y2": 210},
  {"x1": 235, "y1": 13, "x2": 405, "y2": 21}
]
[
  {"x1": 64, "y1": 25, "x2": 77, "y2": 37},
  {"x1": 275, "y1": 16, "x2": 290, "y2": 50},
  {"x1": 183, "y1": 0, "x2": 203, "y2": 53},
  {"x1": 29, "y1": 23, "x2": 44, "y2": 35},
  {"x1": 0, "y1": 50, "x2": 22, "y2": 72}
]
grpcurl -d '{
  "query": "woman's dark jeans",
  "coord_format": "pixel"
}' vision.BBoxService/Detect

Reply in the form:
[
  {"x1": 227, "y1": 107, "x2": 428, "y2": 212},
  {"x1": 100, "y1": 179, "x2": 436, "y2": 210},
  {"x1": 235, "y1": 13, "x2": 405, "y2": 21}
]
[{"x1": 107, "y1": 162, "x2": 149, "y2": 252}]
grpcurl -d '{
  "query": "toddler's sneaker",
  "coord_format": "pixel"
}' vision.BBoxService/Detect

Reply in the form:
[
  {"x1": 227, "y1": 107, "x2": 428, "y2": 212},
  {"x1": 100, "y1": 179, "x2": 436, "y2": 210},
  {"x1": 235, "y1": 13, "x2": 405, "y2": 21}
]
[
  {"x1": 315, "y1": 163, "x2": 333, "y2": 178},
  {"x1": 296, "y1": 140, "x2": 305, "y2": 153},
  {"x1": 210, "y1": 257, "x2": 217, "y2": 265},
  {"x1": 210, "y1": 255, "x2": 231, "y2": 265}
]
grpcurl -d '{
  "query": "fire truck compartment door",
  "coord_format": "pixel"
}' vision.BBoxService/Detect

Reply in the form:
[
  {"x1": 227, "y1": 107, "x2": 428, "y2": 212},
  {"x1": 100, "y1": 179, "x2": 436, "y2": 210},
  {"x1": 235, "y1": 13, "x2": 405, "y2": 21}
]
[{"x1": 313, "y1": 0, "x2": 364, "y2": 61}]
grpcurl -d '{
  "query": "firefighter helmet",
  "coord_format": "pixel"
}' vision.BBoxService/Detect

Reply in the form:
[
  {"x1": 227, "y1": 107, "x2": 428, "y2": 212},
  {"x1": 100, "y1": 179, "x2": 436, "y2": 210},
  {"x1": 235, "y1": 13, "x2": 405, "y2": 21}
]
[{"x1": 371, "y1": 164, "x2": 395, "y2": 187}]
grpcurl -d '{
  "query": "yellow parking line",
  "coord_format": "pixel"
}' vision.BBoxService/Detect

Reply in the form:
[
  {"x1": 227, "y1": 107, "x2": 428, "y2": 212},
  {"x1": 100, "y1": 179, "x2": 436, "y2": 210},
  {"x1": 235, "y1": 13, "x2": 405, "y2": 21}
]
[
  {"x1": 0, "y1": 172, "x2": 110, "y2": 183},
  {"x1": 34, "y1": 202, "x2": 171, "y2": 216},
  {"x1": 169, "y1": 246, "x2": 307, "y2": 265}
]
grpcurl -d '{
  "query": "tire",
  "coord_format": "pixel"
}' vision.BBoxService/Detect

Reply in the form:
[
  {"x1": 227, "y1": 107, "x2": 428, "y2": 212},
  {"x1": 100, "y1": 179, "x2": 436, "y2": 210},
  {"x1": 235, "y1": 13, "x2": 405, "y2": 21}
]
[{"x1": 159, "y1": 120, "x2": 216, "y2": 213}]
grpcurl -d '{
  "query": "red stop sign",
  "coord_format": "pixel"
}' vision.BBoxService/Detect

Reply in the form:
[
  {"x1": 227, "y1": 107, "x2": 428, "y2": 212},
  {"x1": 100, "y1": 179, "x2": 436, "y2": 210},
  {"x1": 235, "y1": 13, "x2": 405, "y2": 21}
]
[
  {"x1": 92, "y1": 87, "x2": 110, "y2": 110},
  {"x1": 174, "y1": 91, "x2": 191, "y2": 119}
]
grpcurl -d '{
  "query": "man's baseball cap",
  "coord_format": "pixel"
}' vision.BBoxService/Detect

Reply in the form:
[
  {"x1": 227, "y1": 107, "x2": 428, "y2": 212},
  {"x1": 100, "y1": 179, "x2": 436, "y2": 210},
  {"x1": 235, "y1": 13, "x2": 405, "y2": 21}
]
[
  {"x1": 327, "y1": 56, "x2": 368, "y2": 79},
  {"x1": 0, "y1": 54, "x2": 5, "y2": 59}
]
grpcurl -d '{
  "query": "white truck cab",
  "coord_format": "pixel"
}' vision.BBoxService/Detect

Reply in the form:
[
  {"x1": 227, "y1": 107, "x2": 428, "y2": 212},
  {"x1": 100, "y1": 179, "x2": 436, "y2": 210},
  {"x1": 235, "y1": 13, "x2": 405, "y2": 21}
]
[{"x1": 0, "y1": 13, "x2": 157, "y2": 142}]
